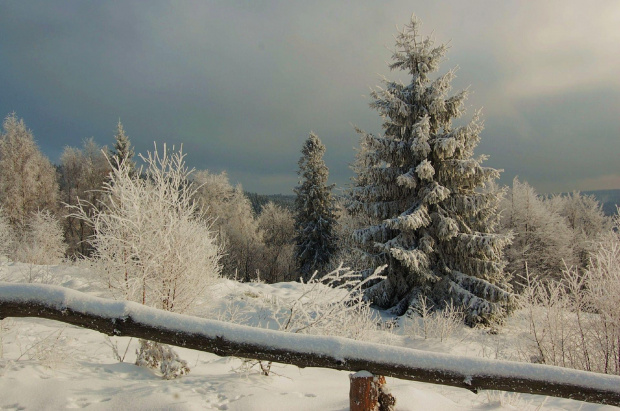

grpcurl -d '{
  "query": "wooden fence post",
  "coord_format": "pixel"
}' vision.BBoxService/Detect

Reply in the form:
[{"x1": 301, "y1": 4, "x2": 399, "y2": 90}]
[{"x1": 350, "y1": 371, "x2": 395, "y2": 411}]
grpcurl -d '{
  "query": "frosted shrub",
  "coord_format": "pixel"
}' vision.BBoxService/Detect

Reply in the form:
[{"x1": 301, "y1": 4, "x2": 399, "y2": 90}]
[
  {"x1": 17, "y1": 264, "x2": 54, "y2": 284},
  {"x1": 483, "y1": 391, "x2": 533, "y2": 409},
  {"x1": 71, "y1": 145, "x2": 222, "y2": 376},
  {"x1": 14, "y1": 210, "x2": 66, "y2": 265},
  {"x1": 501, "y1": 178, "x2": 576, "y2": 284},
  {"x1": 135, "y1": 339, "x2": 190, "y2": 380},
  {"x1": 70, "y1": 144, "x2": 222, "y2": 313},
  {"x1": 0, "y1": 208, "x2": 13, "y2": 259},
  {"x1": 0, "y1": 318, "x2": 15, "y2": 359},
  {"x1": 59, "y1": 138, "x2": 112, "y2": 258},
  {"x1": 191, "y1": 170, "x2": 263, "y2": 282},
  {"x1": 233, "y1": 264, "x2": 386, "y2": 375},
  {"x1": 271, "y1": 264, "x2": 385, "y2": 338},
  {"x1": 216, "y1": 297, "x2": 253, "y2": 325},
  {"x1": 522, "y1": 221, "x2": 620, "y2": 374},
  {"x1": 257, "y1": 202, "x2": 295, "y2": 283},
  {"x1": 406, "y1": 297, "x2": 464, "y2": 342},
  {"x1": 16, "y1": 328, "x2": 75, "y2": 369}
]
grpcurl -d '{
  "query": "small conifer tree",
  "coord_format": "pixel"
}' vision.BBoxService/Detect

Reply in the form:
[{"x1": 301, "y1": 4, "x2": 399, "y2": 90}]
[
  {"x1": 110, "y1": 120, "x2": 136, "y2": 175},
  {"x1": 349, "y1": 16, "x2": 513, "y2": 324},
  {"x1": 294, "y1": 132, "x2": 337, "y2": 279}
]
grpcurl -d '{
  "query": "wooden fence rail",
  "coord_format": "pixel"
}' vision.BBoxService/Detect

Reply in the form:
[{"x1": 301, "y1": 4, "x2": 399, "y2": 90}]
[{"x1": 1, "y1": 283, "x2": 620, "y2": 406}]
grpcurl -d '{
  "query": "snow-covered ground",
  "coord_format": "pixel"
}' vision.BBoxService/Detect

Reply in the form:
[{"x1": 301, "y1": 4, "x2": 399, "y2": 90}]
[{"x1": 0, "y1": 262, "x2": 616, "y2": 410}]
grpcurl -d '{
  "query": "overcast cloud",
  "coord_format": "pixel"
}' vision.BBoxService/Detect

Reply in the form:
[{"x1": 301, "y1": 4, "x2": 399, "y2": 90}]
[{"x1": 0, "y1": 1, "x2": 618, "y2": 194}]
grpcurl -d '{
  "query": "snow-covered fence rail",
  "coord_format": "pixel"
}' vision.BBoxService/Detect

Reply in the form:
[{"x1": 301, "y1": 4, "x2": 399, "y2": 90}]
[{"x1": 1, "y1": 283, "x2": 620, "y2": 406}]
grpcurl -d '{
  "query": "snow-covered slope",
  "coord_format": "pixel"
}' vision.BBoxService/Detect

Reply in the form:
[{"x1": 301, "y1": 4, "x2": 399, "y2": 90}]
[{"x1": 0, "y1": 262, "x2": 616, "y2": 410}]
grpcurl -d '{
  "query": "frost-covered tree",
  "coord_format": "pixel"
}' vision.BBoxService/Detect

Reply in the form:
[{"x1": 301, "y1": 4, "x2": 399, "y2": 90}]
[
  {"x1": 520, "y1": 209, "x2": 620, "y2": 374},
  {"x1": 60, "y1": 138, "x2": 112, "y2": 257},
  {"x1": 14, "y1": 210, "x2": 66, "y2": 265},
  {"x1": 501, "y1": 178, "x2": 575, "y2": 283},
  {"x1": 0, "y1": 113, "x2": 59, "y2": 233},
  {"x1": 0, "y1": 208, "x2": 14, "y2": 259},
  {"x1": 71, "y1": 144, "x2": 222, "y2": 314},
  {"x1": 191, "y1": 170, "x2": 263, "y2": 282},
  {"x1": 109, "y1": 120, "x2": 135, "y2": 176},
  {"x1": 258, "y1": 202, "x2": 295, "y2": 282},
  {"x1": 294, "y1": 132, "x2": 337, "y2": 279},
  {"x1": 348, "y1": 16, "x2": 513, "y2": 324},
  {"x1": 547, "y1": 191, "x2": 611, "y2": 268}
]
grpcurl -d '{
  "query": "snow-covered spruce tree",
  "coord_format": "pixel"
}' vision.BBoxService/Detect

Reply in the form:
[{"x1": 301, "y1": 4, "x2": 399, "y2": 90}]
[
  {"x1": 109, "y1": 120, "x2": 136, "y2": 176},
  {"x1": 294, "y1": 132, "x2": 337, "y2": 280},
  {"x1": 348, "y1": 16, "x2": 513, "y2": 324}
]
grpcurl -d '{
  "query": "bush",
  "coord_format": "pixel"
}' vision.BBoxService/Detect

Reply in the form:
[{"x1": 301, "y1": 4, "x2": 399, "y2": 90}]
[
  {"x1": 269, "y1": 264, "x2": 385, "y2": 339},
  {"x1": 521, "y1": 217, "x2": 620, "y2": 374},
  {"x1": 191, "y1": 170, "x2": 263, "y2": 282},
  {"x1": 0, "y1": 208, "x2": 13, "y2": 260},
  {"x1": 70, "y1": 144, "x2": 222, "y2": 313},
  {"x1": 14, "y1": 210, "x2": 66, "y2": 265},
  {"x1": 406, "y1": 296, "x2": 464, "y2": 342},
  {"x1": 218, "y1": 264, "x2": 387, "y2": 376},
  {"x1": 135, "y1": 339, "x2": 190, "y2": 379},
  {"x1": 257, "y1": 202, "x2": 295, "y2": 282}
]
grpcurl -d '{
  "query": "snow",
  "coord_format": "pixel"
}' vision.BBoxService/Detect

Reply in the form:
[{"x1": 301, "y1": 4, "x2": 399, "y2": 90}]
[
  {"x1": 351, "y1": 370, "x2": 374, "y2": 378},
  {"x1": 0, "y1": 262, "x2": 618, "y2": 410}
]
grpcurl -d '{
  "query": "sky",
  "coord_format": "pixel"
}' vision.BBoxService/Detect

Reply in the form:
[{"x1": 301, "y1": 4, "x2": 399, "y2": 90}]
[{"x1": 0, "y1": 1, "x2": 618, "y2": 195}]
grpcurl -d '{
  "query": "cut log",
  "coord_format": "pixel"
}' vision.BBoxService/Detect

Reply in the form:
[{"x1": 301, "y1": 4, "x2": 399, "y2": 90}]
[{"x1": 2, "y1": 283, "x2": 620, "y2": 406}]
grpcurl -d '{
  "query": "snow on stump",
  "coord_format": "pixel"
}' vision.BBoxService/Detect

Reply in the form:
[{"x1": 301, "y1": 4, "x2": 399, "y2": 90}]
[{"x1": 349, "y1": 371, "x2": 395, "y2": 411}]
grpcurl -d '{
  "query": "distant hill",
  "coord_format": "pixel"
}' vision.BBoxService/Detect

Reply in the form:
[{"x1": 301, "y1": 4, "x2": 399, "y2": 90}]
[{"x1": 582, "y1": 189, "x2": 620, "y2": 216}]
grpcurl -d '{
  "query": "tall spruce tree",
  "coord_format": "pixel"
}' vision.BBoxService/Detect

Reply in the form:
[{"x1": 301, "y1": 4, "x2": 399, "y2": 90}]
[
  {"x1": 348, "y1": 16, "x2": 513, "y2": 324},
  {"x1": 294, "y1": 132, "x2": 337, "y2": 279},
  {"x1": 110, "y1": 120, "x2": 136, "y2": 175}
]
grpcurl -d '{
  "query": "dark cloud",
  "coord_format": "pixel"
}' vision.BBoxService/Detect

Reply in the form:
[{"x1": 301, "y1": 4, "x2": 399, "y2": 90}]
[{"x1": 0, "y1": 1, "x2": 618, "y2": 194}]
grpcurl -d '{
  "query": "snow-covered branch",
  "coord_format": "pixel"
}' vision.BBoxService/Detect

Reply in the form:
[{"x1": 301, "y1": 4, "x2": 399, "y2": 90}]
[{"x1": 1, "y1": 283, "x2": 620, "y2": 406}]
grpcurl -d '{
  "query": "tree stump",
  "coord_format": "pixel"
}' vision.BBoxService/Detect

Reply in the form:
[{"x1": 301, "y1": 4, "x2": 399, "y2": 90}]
[{"x1": 350, "y1": 371, "x2": 395, "y2": 411}]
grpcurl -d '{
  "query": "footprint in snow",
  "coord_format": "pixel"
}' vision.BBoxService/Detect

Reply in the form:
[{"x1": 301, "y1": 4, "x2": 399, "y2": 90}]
[{"x1": 0, "y1": 404, "x2": 26, "y2": 411}]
